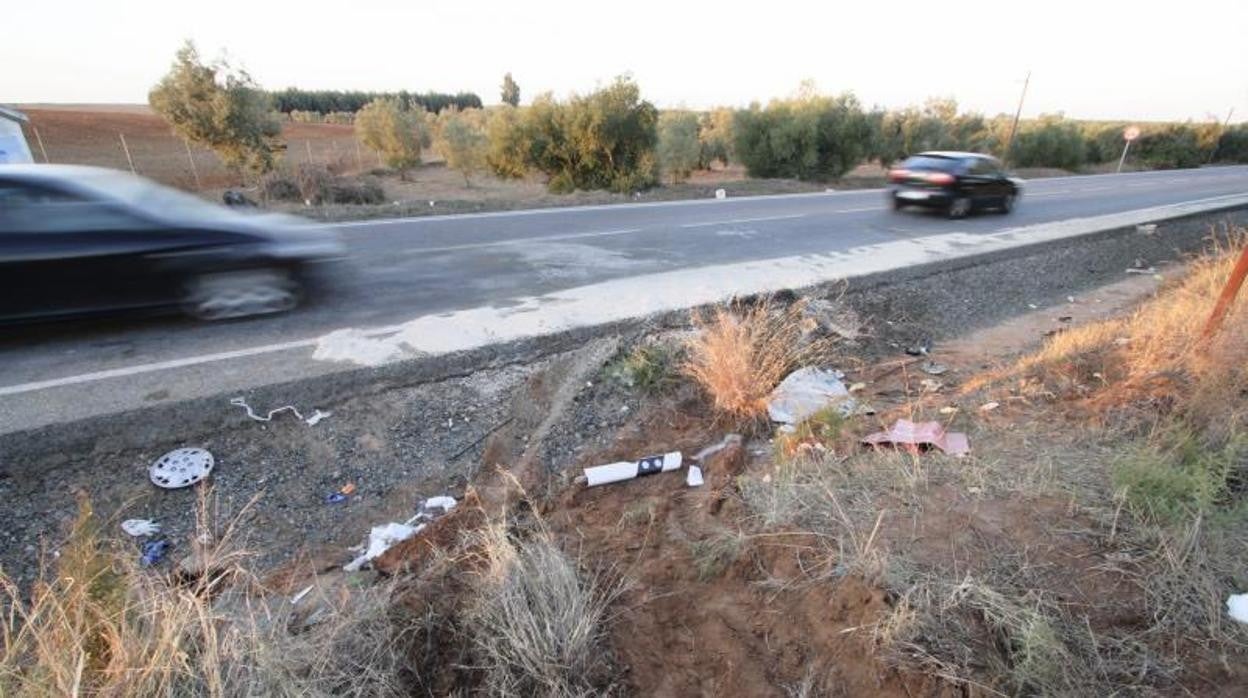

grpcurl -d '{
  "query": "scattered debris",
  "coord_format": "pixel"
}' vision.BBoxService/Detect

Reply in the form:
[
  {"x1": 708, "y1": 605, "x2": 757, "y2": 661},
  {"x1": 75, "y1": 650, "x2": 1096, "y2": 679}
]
[
  {"x1": 715, "y1": 188, "x2": 727, "y2": 199},
  {"x1": 1228, "y1": 594, "x2": 1248, "y2": 624},
  {"x1": 584, "y1": 452, "x2": 683, "y2": 487},
  {"x1": 422, "y1": 495, "x2": 457, "y2": 513},
  {"x1": 121, "y1": 519, "x2": 160, "y2": 537},
  {"x1": 687, "y1": 465, "x2": 704, "y2": 487},
  {"x1": 325, "y1": 493, "x2": 348, "y2": 504},
  {"x1": 230, "y1": 396, "x2": 331, "y2": 426},
  {"x1": 919, "y1": 379, "x2": 943, "y2": 393},
  {"x1": 905, "y1": 338, "x2": 932, "y2": 356},
  {"x1": 1113, "y1": 337, "x2": 1131, "y2": 346},
  {"x1": 938, "y1": 406, "x2": 959, "y2": 415},
  {"x1": 1067, "y1": 296, "x2": 1076, "y2": 303},
  {"x1": 848, "y1": 382, "x2": 867, "y2": 393},
  {"x1": 290, "y1": 584, "x2": 315, "y2": 605},
  {"x1": 767, "y1": 367, "x2": 854, "y2": 424},
  {"x1": 862, "y1": 418, "x2": 970, "y2": 457},
  {"x1": 1028, "y1": 303, "x2": 1038, "y2": 310},
  {"x1": 979, "y1": 401, "x2": 1000, "y2": 412},
  {"x1": 1057, "y1": 315, "x2": 1073, "y2": 322},
  {"x1": 149, "y1": 448, "x2": 214, "y2": 489},
  {"x1": 1125, "y1": 267, "x2": 1158, "y2": 275},
  {"x1": 920, "y1": 362, "x2": 948, "y2": 375},
  {"x1": 1136, "y1": 223, "x2": 1158, "y2": 235},
  {"x1": 344, "y1": 522, "x2": 423, "y2": 572},
  {"x1": 140, "y1": 540, "x2": 170, "y2": 567},
  {"x1": 340, "y1": 482, "x2": 357, "y2": 496}
]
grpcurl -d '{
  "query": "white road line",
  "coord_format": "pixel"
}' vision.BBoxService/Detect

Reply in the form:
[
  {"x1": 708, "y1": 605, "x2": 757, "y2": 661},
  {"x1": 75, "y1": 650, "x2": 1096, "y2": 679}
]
[
  {"x1": 412, "y1": 227, "x2": 643, "y2": 253},
  {"x1": 679, "y1": 213, "x2": 806, "y2": 228},
  {"x1": 833, "y1": 206, "x2": 884, "y2": 213}
]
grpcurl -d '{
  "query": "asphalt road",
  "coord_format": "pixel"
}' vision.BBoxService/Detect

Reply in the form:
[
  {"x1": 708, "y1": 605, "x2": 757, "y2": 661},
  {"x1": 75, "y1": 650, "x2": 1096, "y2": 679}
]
[{"x1": 2, "y1": 166, "x2": 1247, "y2": 435}]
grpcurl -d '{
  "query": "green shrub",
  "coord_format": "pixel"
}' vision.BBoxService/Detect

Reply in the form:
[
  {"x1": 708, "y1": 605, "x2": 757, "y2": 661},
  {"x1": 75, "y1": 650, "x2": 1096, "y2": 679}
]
[
  {"x1": 734, "y1": 88, "x2": 872, "y2": 180},
  {"x1": 435, "y1": 108, "x2": 488, "y2": 185},
  {"x1": 329, "y1": 178, "x2": 385, "y2": 205},
  {"x1": 1215, "y1": 124, "x2": 1248, "y2": 163},
  {"x1": 1134, "y1": 124, "x2": 1203, "y2": 169},
  {"x1": 1010, "y1": 116, "x2": 1087, "y2": 170},
  {"x1": 658, "y1": 110, "x2": 701, "y2": 183},
  {"x1": 260, "y1": 172, "x2": 301, "y2": 202},
  {"x1": 698, "y1": 107, "x2": 735, "y2": 167},
  {"x1": 1113, "y1": 431, "x2": 1246, "y2": 525},
  {"x1": 355, "y1": 98, "x2": 424, "y2": 178},
  {"x1": 522, "y1": 77, "x2": 659, "y2": 193},
  {"x1": 485, "y1": 105, "x2": 528, "y2": 179}
]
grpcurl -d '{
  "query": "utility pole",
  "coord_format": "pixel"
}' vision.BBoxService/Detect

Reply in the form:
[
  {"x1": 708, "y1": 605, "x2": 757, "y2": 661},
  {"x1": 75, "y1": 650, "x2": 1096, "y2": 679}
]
[
  {"x1": 1206, "y1": 107, "x2": 1235, "y2": 164},
  {"x1": 1001, "y1": 70, "x2": 1031, "y2": 168}
]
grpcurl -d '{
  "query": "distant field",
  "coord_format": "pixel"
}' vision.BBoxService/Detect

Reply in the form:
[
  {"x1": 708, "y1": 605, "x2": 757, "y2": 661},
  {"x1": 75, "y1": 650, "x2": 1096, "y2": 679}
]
[{"x1": 19, "y1": 106, "x2": 362, "y2": 189}]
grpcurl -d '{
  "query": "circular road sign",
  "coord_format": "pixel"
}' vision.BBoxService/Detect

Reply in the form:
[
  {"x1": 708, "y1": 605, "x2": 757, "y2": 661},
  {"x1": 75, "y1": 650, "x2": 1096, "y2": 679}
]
[{"x1": 1124, "y1": 126, "x2": 1141, "y2": 141}]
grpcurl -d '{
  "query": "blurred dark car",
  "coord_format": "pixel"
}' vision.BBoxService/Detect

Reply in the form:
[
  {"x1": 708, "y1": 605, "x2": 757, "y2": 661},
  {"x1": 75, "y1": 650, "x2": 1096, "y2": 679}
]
[
  {"x1": 0, "y1": 165, "x2": 344, "y2": 323},
  {"x1": 887, "y1": 151, "x2": 1023, "y2": 218}
]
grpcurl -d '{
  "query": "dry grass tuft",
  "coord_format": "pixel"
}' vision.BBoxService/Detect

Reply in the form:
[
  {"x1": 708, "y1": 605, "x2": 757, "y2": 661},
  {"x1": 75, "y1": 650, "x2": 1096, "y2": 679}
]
[
  {"x1": 463, "y1": 523, "x2": 626, "y2": 697},
  {"x1": 683, "y1": 299, "x2": 838, "y2": 421},
  {"x1": 0, "y1": 492, "x2": 420, "y2": 697}
]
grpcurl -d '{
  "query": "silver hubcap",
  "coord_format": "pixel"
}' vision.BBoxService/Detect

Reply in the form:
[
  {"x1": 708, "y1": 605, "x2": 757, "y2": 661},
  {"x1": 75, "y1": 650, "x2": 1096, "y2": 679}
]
[
  {"x1": 950, "y1": 197, "x2": 971, "y2": 217},
  {"x1": 187, "y1": 271, "x2": 298, "y2": 320}
]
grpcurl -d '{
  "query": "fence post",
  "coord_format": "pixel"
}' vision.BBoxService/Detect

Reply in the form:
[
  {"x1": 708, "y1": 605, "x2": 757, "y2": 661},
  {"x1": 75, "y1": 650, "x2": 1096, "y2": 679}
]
[
  {"x1": 305, "y1": 140, "x2": 314, "y2": 165},
  {"x1": 183, "y1": 140, "x2": 202, "y2": 189},
  {"x1": 31, "y1": 125, "x2": 50, "y2": 163},
  {"x1": 354, "y1": 140, "x2": 363, "y2": 171},
  {"x1": 119, "y1": 133, "x2": 137, "y2": 174},
  {"x1": 1200, "y1": 244, "x2": 1248, "y2": 343}
]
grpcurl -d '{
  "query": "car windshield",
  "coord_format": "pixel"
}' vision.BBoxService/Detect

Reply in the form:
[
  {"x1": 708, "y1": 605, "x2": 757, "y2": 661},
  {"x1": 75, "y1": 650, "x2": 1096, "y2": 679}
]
[
  {"x1": 900, "y1": 155, "x2": 963, "y2": 172},
  {"x1": 75, "y1": 171, "x2": 239, "y2": 223}
]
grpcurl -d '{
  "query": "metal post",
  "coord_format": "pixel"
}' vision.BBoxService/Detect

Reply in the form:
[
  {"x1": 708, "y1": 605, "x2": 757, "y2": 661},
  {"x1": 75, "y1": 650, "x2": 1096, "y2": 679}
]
[
  {"x1": 1200, "y1": 243, "x2": 1248, "y2": 342},
  {"x1": 183, "y1": 140, "x2": 202, "y2": 189},
  {"x1": 1116, "y1": 140, "x2": 1132, "y2": 173},
  {"x1": 1001, "y1": 70, "x2": 1030, "y2": 168},
  {"x1": 119, "y1": 133, "x2": 137, "y2": 174},
  {"x1": 31, "y1": 125, "x2": 49, "y2": 163}
]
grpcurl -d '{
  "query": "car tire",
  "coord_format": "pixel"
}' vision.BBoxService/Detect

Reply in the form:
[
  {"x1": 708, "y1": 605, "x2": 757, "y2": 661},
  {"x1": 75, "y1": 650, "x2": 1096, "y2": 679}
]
[
  {"x1": 184, "y1": 269, "x2": 300, "y2": 321},
  {"x1": 947, "y1": 196, "x2": 972, "y2": 219},
  {"x1": 999, "y1": 193, "x2": 1017, "y2": 214},
  {"x1": 891, "y1": 195, "x2": 905, "y2": 211}
]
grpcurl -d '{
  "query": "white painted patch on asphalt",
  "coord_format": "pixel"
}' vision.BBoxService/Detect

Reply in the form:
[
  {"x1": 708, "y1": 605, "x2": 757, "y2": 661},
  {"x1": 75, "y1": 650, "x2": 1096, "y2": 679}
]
[
  {"x1": 678, "y1": 213, "x2": 806, "y2": 228},
  {"x1": 313, "y1": 328, "x2": 409, "y2": 366}
]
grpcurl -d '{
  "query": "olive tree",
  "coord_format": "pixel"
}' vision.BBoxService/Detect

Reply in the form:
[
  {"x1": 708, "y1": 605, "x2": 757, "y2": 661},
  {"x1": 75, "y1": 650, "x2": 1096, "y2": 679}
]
[
  {"x1": 436, "y1": 108, "x2": 488, "y2": 185},
  {"x1": 149, "y1": 41, "x2": 281, "y2": 176},
  {"x1": 355, "y1": 97, "x2": 424, "y2": 179},
  {"x1": 657, "y1": 111, "x2": 701, "y2": 183}
]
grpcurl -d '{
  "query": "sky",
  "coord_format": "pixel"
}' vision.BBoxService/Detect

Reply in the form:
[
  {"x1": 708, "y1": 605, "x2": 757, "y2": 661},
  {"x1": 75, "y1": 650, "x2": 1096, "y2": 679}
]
[{"x1": 3, "y1": 0, "x2": 1246, "y2": 122}]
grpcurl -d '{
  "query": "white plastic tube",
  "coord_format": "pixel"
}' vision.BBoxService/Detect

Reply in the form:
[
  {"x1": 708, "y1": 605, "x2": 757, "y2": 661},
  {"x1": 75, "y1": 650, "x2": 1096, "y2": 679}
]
[{"x1": 584, "y1": 451, "x2": 682, "y2": 487}]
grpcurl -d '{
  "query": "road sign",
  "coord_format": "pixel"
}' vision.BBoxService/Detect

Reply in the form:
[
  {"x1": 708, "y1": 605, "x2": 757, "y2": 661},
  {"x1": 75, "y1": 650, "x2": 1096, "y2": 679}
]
[{"x1": 1124, "y1": 126, "x2": 1140, "y2": 141}]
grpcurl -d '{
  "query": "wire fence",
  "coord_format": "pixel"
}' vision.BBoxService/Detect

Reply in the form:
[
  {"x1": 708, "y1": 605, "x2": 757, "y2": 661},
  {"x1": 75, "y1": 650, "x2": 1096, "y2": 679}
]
[{"x1": 21, "y1": 108, "x2": 374, "y2": 191}]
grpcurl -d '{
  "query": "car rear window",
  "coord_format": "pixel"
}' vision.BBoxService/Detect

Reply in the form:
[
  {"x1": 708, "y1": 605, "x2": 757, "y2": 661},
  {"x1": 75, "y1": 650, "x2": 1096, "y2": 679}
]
[{"x1": 900, "y1": 155, "x2": 963, "y2": 172}]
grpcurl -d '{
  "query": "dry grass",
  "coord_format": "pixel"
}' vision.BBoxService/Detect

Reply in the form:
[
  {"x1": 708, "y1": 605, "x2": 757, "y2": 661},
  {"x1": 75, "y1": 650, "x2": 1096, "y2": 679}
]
[
  {"x1": 0, "y1": 492, "x2": 419, "y2": 697},
  {"x1": 998, "y1": 232, "x2": 1248, "y2": 443},
  {"x1": 683, "y1": 299, "x2": 838, "y2": 421},
  {"x1": 463, "y1": 523, "x2": 626, "y2": 697},
  {"x1": 877, "y1": 575, "x2": 1170, "y2": 697}
]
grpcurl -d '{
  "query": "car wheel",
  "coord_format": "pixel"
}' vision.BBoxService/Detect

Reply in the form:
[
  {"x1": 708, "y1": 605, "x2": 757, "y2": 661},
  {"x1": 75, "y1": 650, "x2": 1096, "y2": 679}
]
[
  {"x1": 947, "y1": 196, "x2": 972, "y2": 219},
  {"x1": 891, "y1": 195, "x2": 905, "y2": 211},
  {"x1": 184, "y1": 269, "x2": 300, "y2": 321},
  {"x1": 999, "y1": 193, "x2": 1017, "y2": 214}
]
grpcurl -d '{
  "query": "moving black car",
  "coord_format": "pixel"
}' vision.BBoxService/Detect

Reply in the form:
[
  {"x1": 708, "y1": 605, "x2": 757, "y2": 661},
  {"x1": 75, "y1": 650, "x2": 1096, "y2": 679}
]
[
  {"x1": 887, "y1": 151, "x2": 1023, "y2": 218},
  {"x1": 0, "y1": 165, "x2": 344, "y2": 323}
]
